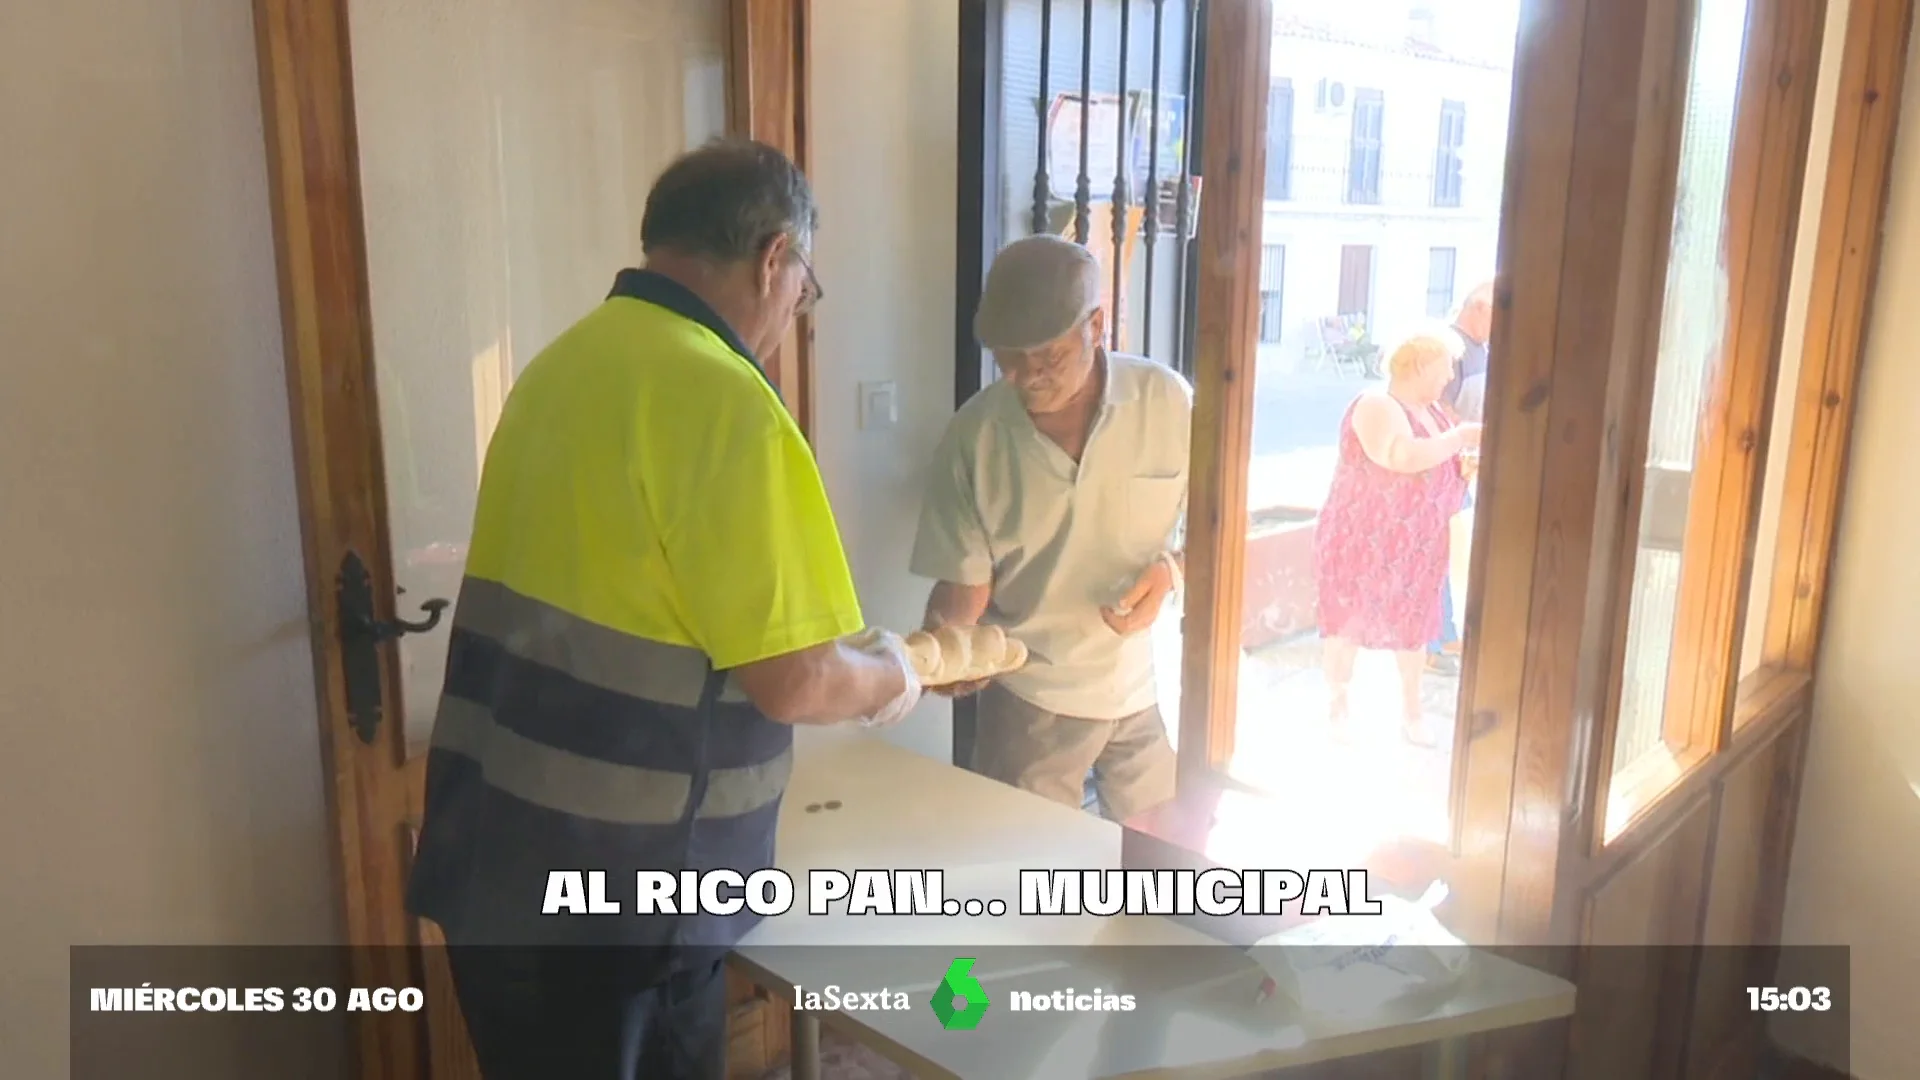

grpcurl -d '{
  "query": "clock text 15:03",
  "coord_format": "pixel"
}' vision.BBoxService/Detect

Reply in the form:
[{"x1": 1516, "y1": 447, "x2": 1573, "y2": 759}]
[{"x1": 1745, "y1": 987, "x2": 1832, "y2": 1012}]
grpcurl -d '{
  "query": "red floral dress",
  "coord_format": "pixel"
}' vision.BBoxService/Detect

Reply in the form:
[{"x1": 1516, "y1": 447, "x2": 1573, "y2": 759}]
[{"x1": 1313, "y1": 395, "x2": 1468, "y2": 651}]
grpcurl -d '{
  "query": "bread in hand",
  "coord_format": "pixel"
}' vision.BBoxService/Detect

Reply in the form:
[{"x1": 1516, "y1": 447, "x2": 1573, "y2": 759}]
[{"x1": 903, "y1": 623, "x2": 1030, "y2": 685}]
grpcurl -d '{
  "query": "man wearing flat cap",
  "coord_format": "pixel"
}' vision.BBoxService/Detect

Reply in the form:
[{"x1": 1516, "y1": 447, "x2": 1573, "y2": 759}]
[{"x1": 910, "y1": 234, "x2": 1190, "y2": 821}]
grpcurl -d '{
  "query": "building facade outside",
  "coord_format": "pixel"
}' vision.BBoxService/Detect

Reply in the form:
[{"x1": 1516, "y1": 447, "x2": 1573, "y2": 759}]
[{"x1": 1255, "y1": 7, "x2": 1514, "y2": 377}]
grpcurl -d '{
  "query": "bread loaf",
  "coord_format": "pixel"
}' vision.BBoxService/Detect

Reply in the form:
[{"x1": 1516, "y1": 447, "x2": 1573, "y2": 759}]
[
  {"x1": 903, "y1": 623, "x2": 1030, "y2": 685},
  {"x1": 931, "y1": 625, "x2": 972, "y2": 681}
]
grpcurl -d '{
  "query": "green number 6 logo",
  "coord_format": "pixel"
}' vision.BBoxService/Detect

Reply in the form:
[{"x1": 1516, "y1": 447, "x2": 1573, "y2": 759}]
[{"x1": 930, "y1": 958, "x2": 991, "y2": 1030}]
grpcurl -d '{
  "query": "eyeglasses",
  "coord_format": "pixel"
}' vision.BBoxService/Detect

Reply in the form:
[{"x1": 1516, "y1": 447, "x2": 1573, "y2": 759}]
[{"x1": 794, "y1": 249, "x2": 823, "y2": 315}]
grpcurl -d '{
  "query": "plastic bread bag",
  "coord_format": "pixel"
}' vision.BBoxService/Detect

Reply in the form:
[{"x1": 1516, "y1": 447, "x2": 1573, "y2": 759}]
[{"x1": 1245, "y1": 882, "x2": 1472, "y2": 1020}]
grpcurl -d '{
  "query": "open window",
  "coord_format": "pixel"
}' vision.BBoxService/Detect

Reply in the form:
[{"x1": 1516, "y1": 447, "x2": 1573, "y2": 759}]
[{"x1": 1588, "y1": 0, "x2": 1885, "y2": 850}]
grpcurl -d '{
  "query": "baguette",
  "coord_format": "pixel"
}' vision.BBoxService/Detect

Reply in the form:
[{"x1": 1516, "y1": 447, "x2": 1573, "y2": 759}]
[{"x1": 903, "y1": 623, "x2": 1030, "y2": 685}]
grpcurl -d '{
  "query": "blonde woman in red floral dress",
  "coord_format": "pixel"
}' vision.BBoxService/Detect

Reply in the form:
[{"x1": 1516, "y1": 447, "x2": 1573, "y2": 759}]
[{"x1": 1313, "y1": 330, "x2": 1482, "y2": 746}]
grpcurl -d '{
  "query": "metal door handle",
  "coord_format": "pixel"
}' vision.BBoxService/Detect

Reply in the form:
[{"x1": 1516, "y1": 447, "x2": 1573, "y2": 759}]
[
  {"x1": 366, "y1": 593, "x2": 450, "y2": 642},
  {"x1": 335, "y1": 550, "x2": 450, "y2": 745}
]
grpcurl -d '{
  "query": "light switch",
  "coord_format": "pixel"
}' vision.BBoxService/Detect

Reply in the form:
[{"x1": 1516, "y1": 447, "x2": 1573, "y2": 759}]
[{"x1": 859, "y1": 381, "x2": 898, "y2": 430}]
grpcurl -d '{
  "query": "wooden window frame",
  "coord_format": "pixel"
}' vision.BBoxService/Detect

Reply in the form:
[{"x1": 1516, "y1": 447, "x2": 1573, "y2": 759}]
[
  {"x1": 1593, "y1": 0, "x2": 1830, "y2": 841},
  {"x1": 1598, "y1": 0, "x2": 1916, "y2": 847},
  {"x1": 1172, "y1": 0, "x2": 1910, "y2": 948},
  {"x1": 1749, "y1": 0, "x2": 1914, "y2": 682}
]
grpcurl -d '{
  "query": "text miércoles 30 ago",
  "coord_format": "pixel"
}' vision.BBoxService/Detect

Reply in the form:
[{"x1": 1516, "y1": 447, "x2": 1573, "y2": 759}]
[
  {"x1": 539, "y1": 867, "x2": 1384, "y2": 917},
  {"x1": 91, "y1": 986, "x2": 423, "y2": 1014}
]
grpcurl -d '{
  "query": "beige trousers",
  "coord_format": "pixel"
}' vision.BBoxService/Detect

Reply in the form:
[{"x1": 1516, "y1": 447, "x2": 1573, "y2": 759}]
[{"x1": 971, "y1": 682, "x2": 1177, "y2": 822}]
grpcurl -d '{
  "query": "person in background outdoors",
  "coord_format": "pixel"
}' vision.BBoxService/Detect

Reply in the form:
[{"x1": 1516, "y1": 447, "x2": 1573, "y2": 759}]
[
  {"x1": 1314, "y1": 330, "x2": 1481, "y2": 747},
  {"x1": 911, "y1": 234, "x2": 1191, "y2": 823},
  {"x1": 1443, "y1": 282, "x2": 1494, "y2": 424},
  {"x1": 405, "y1": 138, "x2": 922, "y2": 1080},
  {"x1": 1427, "y1": 282, "x2": 1495, "y2": 674}
]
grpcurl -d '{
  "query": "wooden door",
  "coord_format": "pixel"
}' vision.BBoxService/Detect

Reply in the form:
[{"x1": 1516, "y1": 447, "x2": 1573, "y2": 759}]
[
  {"x1": 250, "y1": 1, "x2": 811, "y2": 1076},
  {"x1": 1545, "y1": 1, "x2": 1910, "y2": 1077},
  {"x1": 1167, "y1": 8, "x2": 1873, "y2": 1076}
]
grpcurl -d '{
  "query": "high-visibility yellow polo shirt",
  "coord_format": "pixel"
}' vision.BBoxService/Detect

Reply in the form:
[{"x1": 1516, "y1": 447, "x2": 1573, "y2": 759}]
[{"x1": 406, "y1": 268, "x2": 863, "y2": 961}]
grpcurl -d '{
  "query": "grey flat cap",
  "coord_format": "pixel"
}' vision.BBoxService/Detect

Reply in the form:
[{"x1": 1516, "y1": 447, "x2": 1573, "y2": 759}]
[{"x1": 973, "y1": 235, "x2": 1101, "y2": 350}]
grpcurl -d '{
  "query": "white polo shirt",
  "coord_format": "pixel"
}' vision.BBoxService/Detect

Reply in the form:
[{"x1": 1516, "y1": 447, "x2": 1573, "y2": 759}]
[{"x1": 910, "y1": 352, "x2": 1192, "y2": 720}]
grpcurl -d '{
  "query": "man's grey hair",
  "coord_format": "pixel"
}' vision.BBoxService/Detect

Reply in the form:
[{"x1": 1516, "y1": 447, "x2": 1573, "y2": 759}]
[{"x1": 640, "y1": 137, "x2": 818, "y2": 263}]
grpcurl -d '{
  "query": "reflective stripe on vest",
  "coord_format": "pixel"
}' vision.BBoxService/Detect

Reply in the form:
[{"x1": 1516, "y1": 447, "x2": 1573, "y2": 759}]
[
  {"x1": 450, "y1": 575, "x2": 753, "y2": 707},
  {"x1": 431, "y1": 575, "x2": 789, "y2": 823},
  {"x1": 428, "y1": 695, "x2": 791, "y2": 824}
]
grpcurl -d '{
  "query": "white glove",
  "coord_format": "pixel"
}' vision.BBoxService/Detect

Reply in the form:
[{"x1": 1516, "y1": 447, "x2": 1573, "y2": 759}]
[{"x1": 848, "y1": 628, "x2": 922, "y2": 729}]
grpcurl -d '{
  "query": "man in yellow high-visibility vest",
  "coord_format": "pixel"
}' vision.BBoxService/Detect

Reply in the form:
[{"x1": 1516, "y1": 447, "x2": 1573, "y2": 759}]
[{"x1": 405, "y1": 138, "x2": 921, "y2": 1079}]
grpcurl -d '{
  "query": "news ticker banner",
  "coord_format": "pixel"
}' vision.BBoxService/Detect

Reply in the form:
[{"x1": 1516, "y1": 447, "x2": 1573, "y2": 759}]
[{"x1": 73, "y1": 946, "x2": 1850, "y2": 1078}]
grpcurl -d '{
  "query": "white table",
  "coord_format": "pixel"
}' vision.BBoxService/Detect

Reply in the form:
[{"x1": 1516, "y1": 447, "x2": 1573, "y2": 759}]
[{"x1": 732, "y1": 732, "x2": 1573, "y2": 1079}]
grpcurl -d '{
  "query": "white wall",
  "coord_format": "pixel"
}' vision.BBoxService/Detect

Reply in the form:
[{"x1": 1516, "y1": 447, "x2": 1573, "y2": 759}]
[
  {"x1": 804, "y1": 0, "x2": 962, "y2": 763},
  {"x1": 0, "y1": 1, "x2": 342, "y2": 1077},
  {"x1": 1772, "y1": 8, "x2": 1920, "y2": 1079}
]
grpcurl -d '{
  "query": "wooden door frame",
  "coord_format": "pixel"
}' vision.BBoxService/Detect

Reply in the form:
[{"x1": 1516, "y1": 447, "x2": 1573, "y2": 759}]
[
  {"x1": 250, "y1": 2, "x2": 812, "y2": 1076},
  {"x1": 1547, "y1": 3, "x2": 1915, "y2": 1074},
  {"x1": 950, "y1": 0, "x2": 1006, "y2": 771},
  {"x1": 1177, "y1": 0, "x2": 1270, "y2": 794},
  {"x1": 1171, "y1": 0, "x2": 1711, "y2": 951},
  {"x1": 1171, "y1": 0, "x2": 1908, "y2": 910},
  {"x1": 730, "y1": 0, "x2": 817, "y2": 438},
  {"x1": 1168, "y1": 0, "x2": 1912, "y2": 1074}
]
